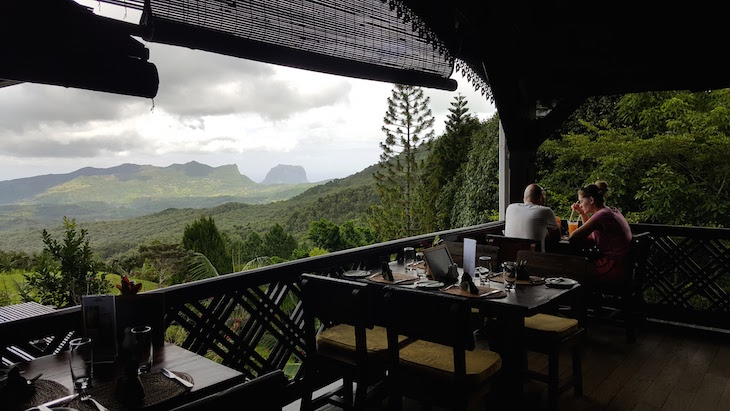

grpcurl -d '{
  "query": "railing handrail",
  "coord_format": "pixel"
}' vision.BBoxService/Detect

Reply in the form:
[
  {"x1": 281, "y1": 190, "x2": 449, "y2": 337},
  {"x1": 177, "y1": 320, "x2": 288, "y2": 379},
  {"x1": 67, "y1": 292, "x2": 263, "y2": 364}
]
[{"x1": 153, "y1": 221, "x2": 504, "y2": 306}]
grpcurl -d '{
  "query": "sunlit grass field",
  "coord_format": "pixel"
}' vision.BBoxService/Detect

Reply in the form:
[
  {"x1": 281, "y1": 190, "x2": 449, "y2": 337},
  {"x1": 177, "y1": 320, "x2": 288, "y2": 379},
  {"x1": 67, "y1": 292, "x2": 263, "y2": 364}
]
[{"x1": 0, "y1": 271, "x2": 159, "y2": 306}]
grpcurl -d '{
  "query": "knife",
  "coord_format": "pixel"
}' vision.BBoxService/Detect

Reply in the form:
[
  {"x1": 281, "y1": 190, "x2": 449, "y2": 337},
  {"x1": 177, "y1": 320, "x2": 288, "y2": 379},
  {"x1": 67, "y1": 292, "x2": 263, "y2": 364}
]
[
  {"x1": 162, "y1": 368, "x2": 194, "y2": 388},
  {"x1": 480, "y1": 289, "x2": 502, "y2": 298},
  {"x1": 31, "y1": 393, "x2": 79, "y2": 410}
]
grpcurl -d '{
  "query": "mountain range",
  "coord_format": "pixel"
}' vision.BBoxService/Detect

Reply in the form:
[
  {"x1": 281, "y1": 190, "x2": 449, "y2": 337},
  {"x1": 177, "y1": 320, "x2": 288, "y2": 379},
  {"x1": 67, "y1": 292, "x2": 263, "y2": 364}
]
[
  {"x1": 0, "y1": 161, "x2": 379, "y2": 259},
  {"x1": 0, "y1": 161, "x2": 320, "y2": 228}
]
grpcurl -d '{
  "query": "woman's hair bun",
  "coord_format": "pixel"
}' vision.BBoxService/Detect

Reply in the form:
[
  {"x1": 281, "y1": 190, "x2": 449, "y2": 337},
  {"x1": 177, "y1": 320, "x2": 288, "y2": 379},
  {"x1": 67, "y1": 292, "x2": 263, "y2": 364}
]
[{"x1": 594, "y1": 180, "x2": 609, "y2": 196}]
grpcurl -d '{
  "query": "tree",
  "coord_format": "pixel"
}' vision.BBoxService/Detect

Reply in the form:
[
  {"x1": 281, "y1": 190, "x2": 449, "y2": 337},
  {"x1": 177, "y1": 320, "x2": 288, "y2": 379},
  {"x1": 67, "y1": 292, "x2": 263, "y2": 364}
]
[
  {"x1": 138, "y1": 241, "x2": 196, "y2": 286},
  {"x1": 450, "y1": 114, "x2": 501, "y2": 227},
  {"x1": 262, "y1": 223, "x2": 298, "y2": 260},
  {"x1": 371, "y1": 84, "x2": 434, "y2": 240},
  {"x1": 25, "y1": 217, "x2": 109, "y2": 307},
  {"x1": 420, "y1": 94, "x2": 481, "y2": 231},
  {"x1": 182, "y1": 215, "x2": 232, "y2": 274},
  {"x1": 538, "y1": 89, "x2": 730, "y2": 226}
]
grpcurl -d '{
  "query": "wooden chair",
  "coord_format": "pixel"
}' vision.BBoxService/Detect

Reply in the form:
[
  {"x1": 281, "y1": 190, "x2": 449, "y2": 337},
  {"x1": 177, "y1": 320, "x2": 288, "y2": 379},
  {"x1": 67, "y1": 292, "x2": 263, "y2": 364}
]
[
  {"x1": 168, "y1": 370, "x2": 286, "y2": 411},
  {"x1": 516, "y1": 250, "x2": 589, "y2": 411},
  {"x1": 300, "y1": 273, "x2": 392, "y2": 411},
  {"x1": 485, "y1": 234, "x2": 538, "y2": 265},
  {"x1": 586, "y1": 232, "x2": 655, "y2": 342},
  {"x1": 382, "y1": 286, "x2": 502, "y2": 411}
]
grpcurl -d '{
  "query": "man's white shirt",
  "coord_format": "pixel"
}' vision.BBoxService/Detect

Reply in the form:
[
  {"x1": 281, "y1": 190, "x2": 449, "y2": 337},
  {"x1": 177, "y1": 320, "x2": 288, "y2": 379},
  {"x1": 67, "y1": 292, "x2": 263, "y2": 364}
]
[{"x1": 504, "y1": 202, "x2": 559, "y2": 252}]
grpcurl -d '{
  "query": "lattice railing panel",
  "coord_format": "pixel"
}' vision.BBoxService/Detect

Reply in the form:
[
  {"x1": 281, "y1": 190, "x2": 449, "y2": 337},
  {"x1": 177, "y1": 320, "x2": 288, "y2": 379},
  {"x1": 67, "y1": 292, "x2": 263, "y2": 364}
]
[
  {"x1": 165, "y1": 277, "x2": 306, "y2": 381},
  {"x1": 634, "y1": 224, "x2": 730, "y2": 329}
]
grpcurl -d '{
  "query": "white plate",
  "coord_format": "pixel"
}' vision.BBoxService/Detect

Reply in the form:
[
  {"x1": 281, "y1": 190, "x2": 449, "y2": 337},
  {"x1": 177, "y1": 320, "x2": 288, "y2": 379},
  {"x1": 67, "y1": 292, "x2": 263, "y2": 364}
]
[
  {"x1": 343, "y1": 270, "x2": 371, "y2": 278},
  {"x1": 414, "y1": 280, "x2": 444, "y2": 289},
  {"x1": 545, "y1": 277, "x2": 578, "y2": 288}
]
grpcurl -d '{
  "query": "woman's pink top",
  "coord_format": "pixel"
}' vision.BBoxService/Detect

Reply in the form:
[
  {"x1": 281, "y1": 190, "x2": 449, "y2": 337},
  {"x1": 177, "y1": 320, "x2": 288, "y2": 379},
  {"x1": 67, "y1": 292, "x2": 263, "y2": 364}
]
[{"x1": 588, "y1": 207, "x2": 632, "y2": 279}]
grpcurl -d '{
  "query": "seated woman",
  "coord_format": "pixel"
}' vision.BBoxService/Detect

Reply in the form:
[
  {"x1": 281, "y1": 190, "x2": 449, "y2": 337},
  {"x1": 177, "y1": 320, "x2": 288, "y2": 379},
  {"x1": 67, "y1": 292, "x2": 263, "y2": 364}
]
[{"x1": 569, "y1": 181, "x2": 632, "y2": 281}]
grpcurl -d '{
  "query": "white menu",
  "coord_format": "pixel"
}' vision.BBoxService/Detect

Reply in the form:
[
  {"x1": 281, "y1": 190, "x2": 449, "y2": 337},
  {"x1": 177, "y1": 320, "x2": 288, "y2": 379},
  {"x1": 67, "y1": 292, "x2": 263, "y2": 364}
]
[{"x1": 463, "y1": 238, "x2": 476, "y2": 277}]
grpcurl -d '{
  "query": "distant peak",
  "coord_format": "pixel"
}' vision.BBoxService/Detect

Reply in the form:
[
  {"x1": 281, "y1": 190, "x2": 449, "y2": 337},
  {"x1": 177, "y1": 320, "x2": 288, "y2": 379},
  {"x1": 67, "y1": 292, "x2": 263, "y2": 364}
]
[{"x1": 262, "y1": 164, "x2": 309, "y2": 185}]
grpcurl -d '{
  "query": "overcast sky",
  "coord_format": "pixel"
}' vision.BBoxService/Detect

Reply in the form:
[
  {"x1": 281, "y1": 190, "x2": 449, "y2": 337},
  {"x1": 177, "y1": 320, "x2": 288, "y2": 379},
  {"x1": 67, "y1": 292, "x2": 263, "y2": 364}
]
[{"x1": 0, "y1": 1, "x2": 496, "y2": 184}]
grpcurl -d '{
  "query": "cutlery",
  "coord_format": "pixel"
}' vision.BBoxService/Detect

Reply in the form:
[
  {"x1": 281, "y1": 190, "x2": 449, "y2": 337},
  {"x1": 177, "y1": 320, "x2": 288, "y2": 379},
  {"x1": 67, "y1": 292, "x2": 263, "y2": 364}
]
[
  {"x1": 392, "y1": 278, "x2": 415, "y2": 284},
  {"x1": 441, "y1": 284, "x2": 457, "y2": 291},
  {"x1": 31, "y1": 393, "x2": 79, "y2": 410},
  {"x1": 162, "y1": 368, "x2": 194, "y2": 388},
  {"x1": 81, "y1": 392, "x2": 109, "y2": 411},
  {"x1": 480, "y1": 289, "x2": 502, "y2": 298}
]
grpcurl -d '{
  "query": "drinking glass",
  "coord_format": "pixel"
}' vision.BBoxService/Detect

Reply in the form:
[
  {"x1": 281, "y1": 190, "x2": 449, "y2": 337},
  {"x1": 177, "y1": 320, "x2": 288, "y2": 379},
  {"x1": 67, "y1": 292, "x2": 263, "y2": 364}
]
[
  {"x1": 131, "y1": 325, "x2": 153, "y2": 374},
  {"x1": 503, "y1": 262, "x2": 515, "y2": 290},
  {"x1": 478, "y1": 256, "x2": 492, "y2": 287},
  {"x1": 568, "y1": 221, "x2": 579, "y2": 236},
  {"x1": 403, "y1": 247, "x2": 416, "y2": 276},
  {"x1": 415, "y1": 251, "x2": 426, "y2": 280},
  {"x1": 69, "y1": 337, "x2": 93, "y2": 391}
]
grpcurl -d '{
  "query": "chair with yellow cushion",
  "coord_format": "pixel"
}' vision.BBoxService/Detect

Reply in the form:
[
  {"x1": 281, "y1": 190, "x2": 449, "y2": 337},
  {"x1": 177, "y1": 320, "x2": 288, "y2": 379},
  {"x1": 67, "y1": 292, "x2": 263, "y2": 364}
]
[
  {"x1": 517, "y1": 250, "x2": 588, "y2": 411},
  {"x1": 301, "y1": 273, "x2": 400, "y2": 411},
  {"x1": 383, "y1": 286, "x2": 502, "y2": 411}
]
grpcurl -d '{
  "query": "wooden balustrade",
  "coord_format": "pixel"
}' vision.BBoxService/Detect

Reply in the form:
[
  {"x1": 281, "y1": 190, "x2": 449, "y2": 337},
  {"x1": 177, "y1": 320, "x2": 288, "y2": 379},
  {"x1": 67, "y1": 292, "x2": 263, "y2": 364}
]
[
  {"x1": 3, "y1": 221, "x2": 729, "y2": 403},
  {"x1": 0, "y1": 222, "x2": 504, "y2": 403}
]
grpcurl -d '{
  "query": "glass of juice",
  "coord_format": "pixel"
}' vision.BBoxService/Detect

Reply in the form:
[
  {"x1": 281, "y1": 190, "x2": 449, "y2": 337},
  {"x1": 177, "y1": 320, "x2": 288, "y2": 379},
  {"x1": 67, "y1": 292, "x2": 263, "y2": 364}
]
[{"x1": 568, "y1": 220, "x2": 579, "y2": 236}]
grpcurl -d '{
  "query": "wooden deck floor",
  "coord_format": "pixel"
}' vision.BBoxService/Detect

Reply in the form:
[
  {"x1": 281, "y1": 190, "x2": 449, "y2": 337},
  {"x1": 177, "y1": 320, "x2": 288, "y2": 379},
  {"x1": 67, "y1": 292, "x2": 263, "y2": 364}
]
[{"x1": 286, "y1": 322, "x2": 730, "y2": 411}]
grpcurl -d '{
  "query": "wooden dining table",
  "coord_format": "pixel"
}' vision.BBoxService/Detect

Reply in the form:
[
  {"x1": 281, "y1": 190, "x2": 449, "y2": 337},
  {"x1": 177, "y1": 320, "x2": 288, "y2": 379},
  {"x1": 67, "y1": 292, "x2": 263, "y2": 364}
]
[
  {"x1": 351, "y1": 262, "x2": 582, "y2": 401},
  {"x1": 11, "y1": 343, "x2": 246, "y2": 411}
]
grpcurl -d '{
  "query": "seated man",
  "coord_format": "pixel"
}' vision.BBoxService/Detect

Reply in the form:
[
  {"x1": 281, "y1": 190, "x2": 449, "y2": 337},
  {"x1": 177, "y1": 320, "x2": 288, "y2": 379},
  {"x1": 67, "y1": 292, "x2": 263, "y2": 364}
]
[{"x1": 504, "y1": 183, "x2": 560, "y2": 252}]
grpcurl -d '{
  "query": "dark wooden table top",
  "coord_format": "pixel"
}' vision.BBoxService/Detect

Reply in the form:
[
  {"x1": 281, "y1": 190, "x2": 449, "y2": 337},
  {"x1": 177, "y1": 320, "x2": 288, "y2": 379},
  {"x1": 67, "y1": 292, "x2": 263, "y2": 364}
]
[
  {"x1": 377, "y1": 261, "x2": 580, "y2": 315},
  {"x1": 15, "y1": 343, "x2": 245, "y2": 409}
]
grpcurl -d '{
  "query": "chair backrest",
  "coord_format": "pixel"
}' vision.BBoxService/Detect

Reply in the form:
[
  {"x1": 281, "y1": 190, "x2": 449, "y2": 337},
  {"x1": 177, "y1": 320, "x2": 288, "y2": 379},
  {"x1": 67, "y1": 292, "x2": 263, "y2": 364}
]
[
  {"x1": 382, "y1": 286, "x2": 473, "y2": 350},
  {"x1": 444, "y1": 241, "x2": 499, "y2": 271},
  {"x1": 486, "y1": 234, "x2": 538, "y2": 265},
  {"x1": 627, "y1": 232, "x2": 654, "y2": 291},
  {"x1": 382, "y1": 286, "x2": 474, "y2": 386},
  {"x1": 301, "y1": 273, "x2": 373, "y2": 328},
  {"x1": 168, "y1": 370, "x2": 286, "y2": 411},
  {"x1": 515, "y1": 250, "x2": 591, "y2": 283}
]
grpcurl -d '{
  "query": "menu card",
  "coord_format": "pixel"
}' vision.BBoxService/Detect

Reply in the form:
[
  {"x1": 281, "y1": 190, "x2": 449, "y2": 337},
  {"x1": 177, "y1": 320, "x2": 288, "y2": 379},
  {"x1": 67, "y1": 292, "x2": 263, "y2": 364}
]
[
  {"x1": 82, "y1": 295, "x2": 117, "y2": 363},
  {"x1": 463, "y1": 238, "x2": 477, "y2": 277}
]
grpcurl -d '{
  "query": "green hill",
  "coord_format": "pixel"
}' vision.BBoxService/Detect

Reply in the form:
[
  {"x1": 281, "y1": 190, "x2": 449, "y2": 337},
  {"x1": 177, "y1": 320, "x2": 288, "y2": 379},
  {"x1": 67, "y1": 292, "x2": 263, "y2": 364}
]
[
  {"x1": 0, "y1": 161, "x2": 320, "y2": 227},
  {"x1": 0, "y1": 163, "x2": 380, "y2": 260}
]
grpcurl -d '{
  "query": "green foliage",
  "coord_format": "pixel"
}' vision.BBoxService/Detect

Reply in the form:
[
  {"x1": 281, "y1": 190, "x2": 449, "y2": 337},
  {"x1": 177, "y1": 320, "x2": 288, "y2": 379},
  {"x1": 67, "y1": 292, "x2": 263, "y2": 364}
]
[
  {"x1": 307, "y1": 218, "x2": 374, "y2": 252},
  {"x1": 372, "y1": 84, "x2": 435, "y2": 240},
  {"x1": 25, "y1": 217, "x2": 110, "y2": 307},
  {"x1": 138, "y1": 241, "x2": 196, "y2": 286},
  {"x1": 539, "y1": 89, "x2": 730, "y2": 226},
  {"x1": 0, "y1": 250, "x2": 33, "y2": 273},
  {"x1": 182, "y1": 215, "x2": 232, "y2": 274},
  {"x1": 262, "y1": 223, "x2": 298, "y2": 259},
  {"x1": 450, "y1": 114, "x2": 502, "y2": 227},
  {"x1": 420, "y1": 94, "x2": 482, "y2": 231}
]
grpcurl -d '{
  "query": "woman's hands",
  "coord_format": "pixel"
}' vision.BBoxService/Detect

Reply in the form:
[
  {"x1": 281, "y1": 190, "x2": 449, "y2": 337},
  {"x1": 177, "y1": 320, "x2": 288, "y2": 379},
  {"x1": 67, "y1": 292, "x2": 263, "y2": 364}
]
[{"x1": 571, "y1": 201, "x2": 589, "y2": 222}]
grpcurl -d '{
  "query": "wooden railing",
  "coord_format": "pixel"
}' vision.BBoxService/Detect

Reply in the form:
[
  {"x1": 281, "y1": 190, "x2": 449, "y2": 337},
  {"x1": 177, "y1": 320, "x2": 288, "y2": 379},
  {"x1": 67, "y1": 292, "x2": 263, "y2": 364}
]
[
  {"x1": 3, "y1": 221, "x2": 729, "y2": 402},
  {"x1": 0, "y1": 221, "x2": 504, "y2": 404},
  {"x1": 631, "y1": 223, "x2": 730, "y2": 331}
]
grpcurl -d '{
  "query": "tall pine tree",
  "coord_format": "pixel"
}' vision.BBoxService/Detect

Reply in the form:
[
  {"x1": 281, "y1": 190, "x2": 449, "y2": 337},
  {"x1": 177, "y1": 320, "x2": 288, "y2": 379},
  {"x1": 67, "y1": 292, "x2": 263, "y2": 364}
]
[{"x1": 371, "y1": 84, "x2": 434, "y2": 240}]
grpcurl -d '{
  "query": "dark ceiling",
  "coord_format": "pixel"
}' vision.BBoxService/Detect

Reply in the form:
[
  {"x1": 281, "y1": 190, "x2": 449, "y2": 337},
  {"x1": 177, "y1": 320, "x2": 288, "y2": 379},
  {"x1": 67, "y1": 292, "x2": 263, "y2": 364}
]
[
  {"x1": 401, "y1": 1, "x2": 730, "y2": 149},
  {"x1": 2, "y1": 0, "x2": 729, "y2": 153}
]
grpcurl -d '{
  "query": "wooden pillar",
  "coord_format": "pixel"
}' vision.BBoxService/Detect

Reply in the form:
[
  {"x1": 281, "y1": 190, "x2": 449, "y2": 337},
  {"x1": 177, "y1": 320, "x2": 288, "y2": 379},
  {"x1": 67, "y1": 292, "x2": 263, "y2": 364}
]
[
  {"x1": 508, "y1": 149, "x2": 537, "y2": 204},
  {"x1": 498, "y1": 121, "x2": 510, "y2": 220}
]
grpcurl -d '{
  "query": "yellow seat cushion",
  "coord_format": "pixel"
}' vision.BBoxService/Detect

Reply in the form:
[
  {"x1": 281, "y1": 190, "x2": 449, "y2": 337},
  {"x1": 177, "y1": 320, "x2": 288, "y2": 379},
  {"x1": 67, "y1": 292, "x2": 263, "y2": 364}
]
[
  {"x1": 397, "y1": 340, "x2": 501, "y2": 386},
  {"x1": 524, "y1": 313, "x2": 578, "y2": 338},
  {"x1": 317, "y1": 324, "x2": 407, "y2": 359}
]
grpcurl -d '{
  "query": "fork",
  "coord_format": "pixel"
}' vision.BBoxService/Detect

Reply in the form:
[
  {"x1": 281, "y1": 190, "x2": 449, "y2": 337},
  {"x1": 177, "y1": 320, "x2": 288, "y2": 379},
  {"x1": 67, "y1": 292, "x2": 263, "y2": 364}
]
[{"x1": 80, "y1": 392, "x2": 109, "y2": 411}]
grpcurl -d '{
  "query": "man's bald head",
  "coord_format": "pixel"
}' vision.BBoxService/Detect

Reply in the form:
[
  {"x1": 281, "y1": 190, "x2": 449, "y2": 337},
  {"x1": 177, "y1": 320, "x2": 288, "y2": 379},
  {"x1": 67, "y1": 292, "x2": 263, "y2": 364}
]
[{"x1": 524, "y1": 184, "x2": 545, "y2": 205}]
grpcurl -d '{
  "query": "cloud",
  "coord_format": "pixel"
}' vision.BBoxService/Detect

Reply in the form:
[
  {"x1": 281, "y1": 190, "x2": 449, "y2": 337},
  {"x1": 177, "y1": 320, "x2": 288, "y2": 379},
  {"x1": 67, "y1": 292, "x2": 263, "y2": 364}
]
[{"x1": 0, "y1": 130, "x2": 145, "y2": 158}]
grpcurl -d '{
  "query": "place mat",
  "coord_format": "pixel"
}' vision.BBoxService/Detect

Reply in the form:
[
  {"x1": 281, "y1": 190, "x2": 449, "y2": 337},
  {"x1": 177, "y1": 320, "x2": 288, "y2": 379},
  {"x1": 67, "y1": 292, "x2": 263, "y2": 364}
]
[
  {"x1": 4, "y1": 379, "x2": 71, "y2": 411},
  {"x1": 66, "y1": 371, "x2": 193, "y2": 411},
  {"x1": 442, "y1": 285, "x2": 507, "y2": 299},
  {"x1": 367, "y1": 272, "x2": 419, "y2": 285},
  {"x1": 489, "y1": 274, "x2": 545, "y2": 285}
]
